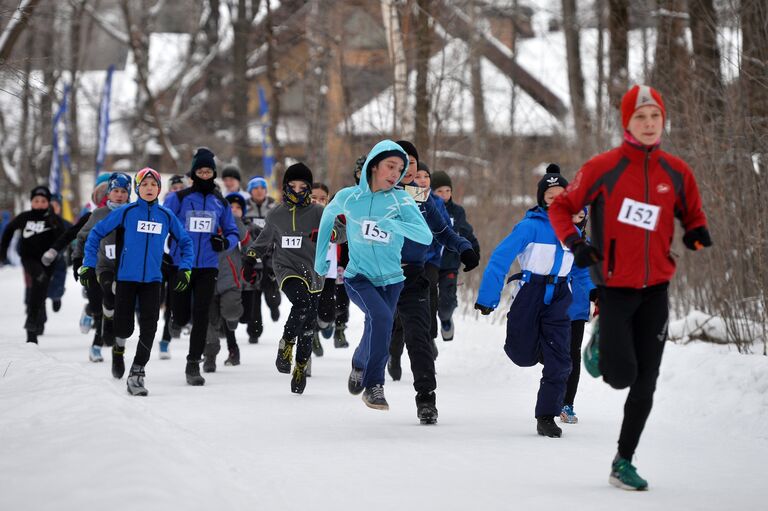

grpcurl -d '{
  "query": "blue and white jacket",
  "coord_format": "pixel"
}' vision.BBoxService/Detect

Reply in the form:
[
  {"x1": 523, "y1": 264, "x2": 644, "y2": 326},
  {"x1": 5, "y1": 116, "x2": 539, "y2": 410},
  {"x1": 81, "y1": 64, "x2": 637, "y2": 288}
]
[
  {"x1": 477, "y1": 207, "x2": 574, "y2": 308},
  {"x1": 84, "y1": 198, "x2": 193, "y2": 283},
  {"x1": 163, "y1": 188, "x2": 240, "y2": 269},
  {"x1": 401, "y1": 187, "x2": 472, "y2": 266}
]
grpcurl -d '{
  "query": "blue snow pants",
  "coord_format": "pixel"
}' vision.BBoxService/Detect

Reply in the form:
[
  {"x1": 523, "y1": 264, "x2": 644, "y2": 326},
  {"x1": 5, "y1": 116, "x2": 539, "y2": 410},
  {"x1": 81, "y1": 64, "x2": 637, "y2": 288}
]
[
  {"x1": 504, "y1": 280, "x2": 572, "y2": 418},
  {"x1": 346, "y1": 275, "x2": 404, "y2": 389},
  {"x1": 47, "y1": 256, "x2": 67, "y2": 300}
]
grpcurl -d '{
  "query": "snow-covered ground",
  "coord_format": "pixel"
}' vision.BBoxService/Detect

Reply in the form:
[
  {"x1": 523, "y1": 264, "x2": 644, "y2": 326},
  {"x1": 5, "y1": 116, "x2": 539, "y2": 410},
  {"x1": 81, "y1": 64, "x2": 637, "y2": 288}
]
[{"x1": 0, "y1": 268, "x2": 766, "y2": 511}]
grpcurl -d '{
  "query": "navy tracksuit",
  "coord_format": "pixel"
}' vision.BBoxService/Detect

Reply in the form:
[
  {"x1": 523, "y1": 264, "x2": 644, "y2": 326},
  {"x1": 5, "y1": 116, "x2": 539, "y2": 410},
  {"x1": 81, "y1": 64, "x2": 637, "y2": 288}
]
[{"x1": 477, "y1": 207, "x2": 573, "y2": 418}]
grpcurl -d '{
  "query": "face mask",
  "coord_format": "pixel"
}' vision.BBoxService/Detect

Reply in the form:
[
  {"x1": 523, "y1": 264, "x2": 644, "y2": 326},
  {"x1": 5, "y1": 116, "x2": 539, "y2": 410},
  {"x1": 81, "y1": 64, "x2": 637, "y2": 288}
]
[
  {"x1": 283, "y1": 184, "x2": 312, "y2": 207},
  {"x1": 191, "y1": 173, "x2": 216, "y2": 194}
]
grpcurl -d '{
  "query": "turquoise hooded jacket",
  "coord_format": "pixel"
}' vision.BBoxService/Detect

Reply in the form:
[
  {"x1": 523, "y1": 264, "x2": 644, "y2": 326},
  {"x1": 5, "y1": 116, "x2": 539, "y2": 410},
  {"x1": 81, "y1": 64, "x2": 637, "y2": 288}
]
[{"x1": 314, "y1": 140, "x2": 433, "y2": 287}]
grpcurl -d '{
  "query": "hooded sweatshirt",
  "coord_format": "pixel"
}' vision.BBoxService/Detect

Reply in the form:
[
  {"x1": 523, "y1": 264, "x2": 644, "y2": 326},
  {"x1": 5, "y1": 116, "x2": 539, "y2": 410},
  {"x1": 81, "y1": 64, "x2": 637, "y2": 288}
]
[{"x1": 314, "y1": 140, "x2": 433, "y2": 287}]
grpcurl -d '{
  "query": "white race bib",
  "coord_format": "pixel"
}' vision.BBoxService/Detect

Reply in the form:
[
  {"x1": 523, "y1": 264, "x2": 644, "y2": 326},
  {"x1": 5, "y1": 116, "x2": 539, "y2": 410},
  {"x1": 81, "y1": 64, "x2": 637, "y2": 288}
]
[
  {"x1": 617, "y1": 198, "x2": 661, "y2": 231},
  {"x1": 188, "y1": 217, "x2": 213, "y2": 233},
  {"x1": 362, "y1": 220, "x2": 390, "y2": 244},
  {"x1": 137, "y1": 221, "x2": 162, "y2": 235},
  {"x1": 254, "y1": 218, "x2": 266, "y2": 228},
  {"x1": 281, "y1": 236, "x2": 303, "y2": 249},
  {"x1": 105, "y1": 244, "x2": 116, "y2": 260}
]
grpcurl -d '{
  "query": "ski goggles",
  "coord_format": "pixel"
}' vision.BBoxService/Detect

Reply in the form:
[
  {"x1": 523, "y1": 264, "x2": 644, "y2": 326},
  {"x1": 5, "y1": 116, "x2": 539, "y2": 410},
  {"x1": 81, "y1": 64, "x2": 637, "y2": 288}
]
[{"x1": 134, "y1": 167, "x2": 161, "y2": 193}]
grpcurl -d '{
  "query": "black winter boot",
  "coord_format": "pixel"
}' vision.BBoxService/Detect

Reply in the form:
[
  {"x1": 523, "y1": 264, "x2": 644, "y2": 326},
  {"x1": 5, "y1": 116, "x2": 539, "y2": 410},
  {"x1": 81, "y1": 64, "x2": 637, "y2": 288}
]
[{"x1": 185, "y1": 361, "x2": 206, "y2": 386}]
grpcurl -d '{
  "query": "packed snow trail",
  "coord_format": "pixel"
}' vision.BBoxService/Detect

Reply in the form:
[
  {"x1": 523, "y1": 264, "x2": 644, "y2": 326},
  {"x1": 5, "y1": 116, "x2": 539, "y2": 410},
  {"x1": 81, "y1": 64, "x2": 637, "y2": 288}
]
[{"x1": 0, "y1": 269, "x2": 765, "y2": 511}]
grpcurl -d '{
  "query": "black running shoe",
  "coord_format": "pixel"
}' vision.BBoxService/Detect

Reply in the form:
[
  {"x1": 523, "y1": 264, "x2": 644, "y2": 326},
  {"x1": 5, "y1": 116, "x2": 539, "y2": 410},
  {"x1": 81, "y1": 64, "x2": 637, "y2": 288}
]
[
  {"x1": 185, "y1": 361, "x2": 206, "y2": 386},
  {"x1": 387, "y1": 356, "x2": 402, "y2": 381},
  {"x1": 416, "y1": 391, "x2": 438, "y2": 424},
  {"x1": 348, "y1": 367, "x2": 364, "y2": 395},
  {"x1": 276, "y1": 338, "x2": 294, "y2": 374},
  {"x1": 291, "y1": 361, "x2": 308, "y2": 394},
  {"x1": 112, "y1": 346, "x2": 125, "y2": 379}
]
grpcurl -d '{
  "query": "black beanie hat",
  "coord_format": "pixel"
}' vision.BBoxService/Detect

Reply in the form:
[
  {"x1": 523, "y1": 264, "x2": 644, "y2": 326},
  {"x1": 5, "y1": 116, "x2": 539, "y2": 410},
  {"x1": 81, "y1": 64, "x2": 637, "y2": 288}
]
[
  {"x1": 225, "y1": 193, "x2": 247, "y2": 215},
  {"x1": 221, "y1": 165, "x2": 241, "y2": 181},
  {"x1": 283, "y1": 162, "x2": 313, "y2": 187},
  {"x1": 417, "y1": 161, "x2": 431, "y2": 176},
  {"x1": 30, "y1": 185, "x2": 52, "y2": 201},
  {"x1": 190, "y1": 147, "x2": 217, "y2": 176},
  {"x1": 537, "y1": 163, "x2": 569, "y2": 208},
  {"x1": 396, "y1": 140, "x2": 419, "y2": 164},
  {"x1": 168, "y1": 174, "x2": 185, "y2": 187},
  {"x1": 431, "y1": 171, "x2": 452, "y2": 190}
]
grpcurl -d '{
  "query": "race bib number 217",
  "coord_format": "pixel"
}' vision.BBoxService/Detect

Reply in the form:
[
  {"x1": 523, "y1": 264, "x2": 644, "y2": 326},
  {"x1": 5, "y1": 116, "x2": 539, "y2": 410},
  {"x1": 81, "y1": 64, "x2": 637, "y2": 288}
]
[{"x1": 137, "y1": 221, "x2": 162, "y2": 234}]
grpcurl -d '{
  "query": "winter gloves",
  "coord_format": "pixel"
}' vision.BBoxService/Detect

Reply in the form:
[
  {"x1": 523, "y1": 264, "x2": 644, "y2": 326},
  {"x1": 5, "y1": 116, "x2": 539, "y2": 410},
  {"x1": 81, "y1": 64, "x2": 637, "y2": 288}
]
[
  {"x1": 72, "y1": 257, "x2": 83, "y2": 281},
  {"x1": 460, "y1": 249, "x2": 480, "y2": 272},
  {"x1": 210, "y1": 234, "x2": 230, "y2": 252},
  {"x1": 242, "y1": 249, "x2": 263, "y2": 284},
  {"x1": 174, "y1": 269, "x2": 191, "y2": 292},
  {"x1": 571, "y1": 239, "x2": 603, "y2": 268},
  {"x1": 41, "y1": 248, "x2": 58, "y2": 266},
  {"x1": 78, "y1": 266, "x2": 96, "y2": 288},
  {"x1": 683, "y1": 226, "x2": 712, "y2": 251},
  {"x1": 474, "y1": 303, "x2": 494, "y2": 316}
]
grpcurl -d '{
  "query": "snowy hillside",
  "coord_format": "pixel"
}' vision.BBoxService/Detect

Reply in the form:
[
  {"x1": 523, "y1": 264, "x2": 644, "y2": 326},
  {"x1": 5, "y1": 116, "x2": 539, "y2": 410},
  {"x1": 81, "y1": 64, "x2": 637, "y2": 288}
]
[{"x1": 0, "y1": 268, "x2": 766, "y2": 511}]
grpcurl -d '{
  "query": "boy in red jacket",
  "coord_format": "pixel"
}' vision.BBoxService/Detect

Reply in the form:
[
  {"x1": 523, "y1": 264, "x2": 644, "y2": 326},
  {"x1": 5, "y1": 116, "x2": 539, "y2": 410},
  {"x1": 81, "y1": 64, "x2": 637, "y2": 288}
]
[{"x1": 549, "y1": 85, "x2": 711, "y2": 491}]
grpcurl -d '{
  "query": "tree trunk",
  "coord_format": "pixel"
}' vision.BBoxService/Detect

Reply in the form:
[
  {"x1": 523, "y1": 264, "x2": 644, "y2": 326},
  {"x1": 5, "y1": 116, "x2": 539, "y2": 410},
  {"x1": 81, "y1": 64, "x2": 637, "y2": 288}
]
[
  {"x1": 232, "y1": 0, "x2": 255, "y2": 172},
  {"x1": 469, "y1": 1, "x2": 487, "y2": 164},
  {"x1": 562, "y1": 0, "x2": 591, "y2": 154},
  {"x1": 381, "y1": 0, "x2": 410, "y2": 137},
  {"x1": 689, "y1": 0, "x2": 724, "y2": 122},
  {"x1": 204, "y1": 0, "x2": 222, "y2": 129},
  {"x1": 0, "y1": 0, "x2": 42, "y2": 63},
  {"x1": 265, "y1": 0, "x2": 282, "y2": 167},
  {"x1": 414, "y1": 0, "x2": 432, "y2": 156},
  {"x1": 304, "y1": 0, "x2": 331, "y2": 179},
  {"x1": 68, "y1": 0, "x2": 84, "y2": 207},
  {"x1": 651, "y1": 0, "x2": 691, "y2": 132},
  {"x1": 595, "y1": 0, "x2": 606, "y2": 144},
  {"x1": 607, "y1": 0, "x2": 628, "y2": 111},
  {"x1": 741, "y1": 0, "x2": 768, "y2": 141}
]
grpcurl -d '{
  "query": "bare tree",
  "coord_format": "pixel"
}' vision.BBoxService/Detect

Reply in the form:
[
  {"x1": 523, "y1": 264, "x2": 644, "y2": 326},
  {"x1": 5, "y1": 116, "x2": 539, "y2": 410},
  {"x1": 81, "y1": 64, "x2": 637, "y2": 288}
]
[
  {"x1": 562, "y1": 0, "x2": 591, "y2": 153},
  {"x1": 607, "y1": 0, "x2": 628, "y2": 110},
  {"x1": 264, "y1": 0, "x2": 282, "y2": 165},
  {"x1": 651, "y1": 0, "x2": 691, "y2": 129},
  {"x1": 231, "y1": 0, "x2": 260, "y2": 172},
  {"x1": 381, "y1": 0, "x2": 411, "y2": 136},
  {"x1": 469, "y1": 1, "x2": 488, "y2": 163},
  {"x1": 414, "y1": 0, "x2": 432, "y2": 155},
  {"x1": 304, "y1": 0, "x2": 331, "y2": 178},
  {"x1": 0, "y1": 0, "x2": 42, "y2": 64},
  {"x1": 595, "y1": 0, "x2": 606, "y2": 143},
  {"x1": 688, "y1": 0, "x2": 724, "y2": 119}
]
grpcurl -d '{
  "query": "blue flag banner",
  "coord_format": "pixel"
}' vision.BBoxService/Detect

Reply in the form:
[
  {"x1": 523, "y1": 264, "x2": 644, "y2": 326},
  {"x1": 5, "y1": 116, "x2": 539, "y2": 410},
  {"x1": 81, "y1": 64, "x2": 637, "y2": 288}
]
[
  {"x1": 49, "y1": 85, "x2": 71, "y2": 195},
  {"x1": 258, "y1": 86, "x2": 275, "y2": 179},
  {"x1": 95, "y1": 65, "x2": 115, "y2": 175}
]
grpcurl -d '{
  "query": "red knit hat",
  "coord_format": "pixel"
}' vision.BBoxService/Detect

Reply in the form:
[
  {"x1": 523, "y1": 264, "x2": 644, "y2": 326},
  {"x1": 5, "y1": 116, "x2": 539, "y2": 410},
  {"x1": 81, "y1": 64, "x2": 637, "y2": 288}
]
[{"x1": 621, "y1": 85, "x2": 666, "y2": 128}]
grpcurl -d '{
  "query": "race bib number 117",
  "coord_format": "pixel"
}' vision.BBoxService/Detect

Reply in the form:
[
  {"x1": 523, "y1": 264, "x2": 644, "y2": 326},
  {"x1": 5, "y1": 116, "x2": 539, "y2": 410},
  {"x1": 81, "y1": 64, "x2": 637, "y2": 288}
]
[{"x1": 617, "y1": 198, "x2": 660, "y2": 231}]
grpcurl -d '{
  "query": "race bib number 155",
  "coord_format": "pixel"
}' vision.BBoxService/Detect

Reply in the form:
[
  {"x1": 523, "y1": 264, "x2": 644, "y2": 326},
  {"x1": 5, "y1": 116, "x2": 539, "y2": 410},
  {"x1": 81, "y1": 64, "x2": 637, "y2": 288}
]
[
  {"x1": 362, "y1": 220, "x2": 390, "y2": 244},
  {"x1": 137, "y1": 221, "x2": 162, "y2": 234},
  {"x1": 617, "y1": 198, "x2": 660, "y2": 231}
]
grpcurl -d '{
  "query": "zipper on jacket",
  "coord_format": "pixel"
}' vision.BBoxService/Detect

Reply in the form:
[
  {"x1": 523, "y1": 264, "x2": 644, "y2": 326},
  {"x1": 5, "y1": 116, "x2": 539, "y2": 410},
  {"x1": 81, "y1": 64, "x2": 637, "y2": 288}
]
[
  {"x1": 607, "y1": 239, "x2": 616, "y2": 278},
  {"x1": 643, "y1": 150, "x2": 651, "y2": 287},
  {"x1": 370, "y1": 194, "x2": 384, "y2": 281},
  {"x1": 142, "y1": 203, "x2": 151, "y2": 281}
]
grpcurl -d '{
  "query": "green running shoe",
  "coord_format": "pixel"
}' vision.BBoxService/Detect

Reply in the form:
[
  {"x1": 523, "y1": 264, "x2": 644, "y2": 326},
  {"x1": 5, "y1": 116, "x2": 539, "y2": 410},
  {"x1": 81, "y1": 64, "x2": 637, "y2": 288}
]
[
  {"x1": 609, "y1": 456, "x2": 649, "y2": 491},
  {"x1": 583, "y1": 323, "x2": 601, "y2": 378}
]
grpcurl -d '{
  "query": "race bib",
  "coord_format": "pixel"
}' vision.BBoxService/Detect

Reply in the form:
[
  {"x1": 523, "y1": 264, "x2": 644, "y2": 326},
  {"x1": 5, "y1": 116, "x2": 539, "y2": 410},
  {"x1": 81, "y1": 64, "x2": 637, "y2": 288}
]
[
  {"x1": 254, "y1": 218, "x2": 266, "y2": 228},
  {"x1": 617, "y1": 198, "x2": 660, "y2": 231},
  {"x1": 105, "y1": 244, "x2": 116, "y2": 260},
  {"x1": 405, "y1": 186, "x2": 429, "y2": 203},
  {"x1": 281, "y1": 236, "x2": 303, "y2": 249},
  {"x1": 362, "y1": 220, "x2": 390, "y2": 244},
  {"x1": 188, "y1": 217, "x2": 213, "y2": 233},
  {"x1": 137, "y1": 221, "x2": 162, "y2": 235},
  {"x1": 185, "y1": 210, "x2": 216, "y2": 233}
]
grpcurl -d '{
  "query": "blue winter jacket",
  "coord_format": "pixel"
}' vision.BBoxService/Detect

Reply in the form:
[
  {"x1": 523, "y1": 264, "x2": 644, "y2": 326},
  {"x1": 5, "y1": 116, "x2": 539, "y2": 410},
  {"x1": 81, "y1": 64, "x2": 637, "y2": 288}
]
[
  {"x1": 424, "y1": 193, "x2": 452, "y2": 267},
  {"x1": 440, "y1": 199, "x2": 480, "y2": 271},
  {"x1": 314, "y1": 140, "x2": 433, "y2": 287},
  {"x1": 477, "y1": 207, "x2": 574, "y2": 309},
  {"x1": 163, "y1": 188, "x2": 240, "y2": 269},
  {"x1": 567, "y1": 234, "x2": 596, "y2": 321},
  {"x1": 401, "y1": 187, "x2": 472, "y2": 266},
  {"x1": 84, "y1": 198, "x2": 193, "y2": 283}
]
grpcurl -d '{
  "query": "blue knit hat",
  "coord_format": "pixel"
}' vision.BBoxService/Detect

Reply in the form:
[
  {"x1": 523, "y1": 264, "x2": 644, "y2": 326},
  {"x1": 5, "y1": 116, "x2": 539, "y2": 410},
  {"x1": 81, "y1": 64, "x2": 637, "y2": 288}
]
[
  {"x1": 247, "y1": 176, "x2": 268, "y2": 193},
  {"x1": 107, "y1": 172, "x2": 132, "y2": 198}
]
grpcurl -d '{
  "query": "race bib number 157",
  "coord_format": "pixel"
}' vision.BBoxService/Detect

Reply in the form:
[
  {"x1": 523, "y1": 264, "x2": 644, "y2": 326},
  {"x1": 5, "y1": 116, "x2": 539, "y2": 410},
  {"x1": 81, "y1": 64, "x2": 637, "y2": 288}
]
[
  {"x1": 137, "y1": 221, "x2": 162, "y2": 235},
  {"x1": 617, "y1": 198, "x2": 660, "y2": 231}
]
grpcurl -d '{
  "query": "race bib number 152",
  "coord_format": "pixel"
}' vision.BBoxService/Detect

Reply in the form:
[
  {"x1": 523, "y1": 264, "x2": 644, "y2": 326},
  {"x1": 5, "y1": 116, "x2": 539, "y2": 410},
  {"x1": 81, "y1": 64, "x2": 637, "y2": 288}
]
[
  {"x1": 137, "y1": 221, "x2": 162, "y2": 235},
  {"x1": 617, "y1": 198, "x2": 660, "y2": 231}
]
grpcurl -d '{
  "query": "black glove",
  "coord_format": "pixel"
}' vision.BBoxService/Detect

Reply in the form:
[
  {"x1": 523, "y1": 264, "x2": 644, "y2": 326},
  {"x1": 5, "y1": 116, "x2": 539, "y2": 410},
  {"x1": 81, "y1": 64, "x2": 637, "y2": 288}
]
[
  {"x1": 78, "y1": 266, "x2": 96, "y2": 289},
  {"x1": 72, "y1": 257, "x2": 83, "y2": 281},
  {"x1": 572, "y1": 240, "x2": 603, "y2": 268},
  {"x1": 210, "y1": 234, "x2": 230, "y2": 252},
  {"x1": 474, "y1": 303, "x2": 494, "y2": 315},
  {"x1": 682, "y1": 226, "x2": 712, "y2": 251},
  {"x1": 460, "y1": 249, "x2": 480, "y2": 272},
  {"x1": 173, "y1": 269, "x2": 191, "y2": 292},
  {"x1": 161, "y1": 253, "x2": 175, "y2": 281},
  {"x1": 588, "y1": 287, "x2": 599, "y2": 303}
]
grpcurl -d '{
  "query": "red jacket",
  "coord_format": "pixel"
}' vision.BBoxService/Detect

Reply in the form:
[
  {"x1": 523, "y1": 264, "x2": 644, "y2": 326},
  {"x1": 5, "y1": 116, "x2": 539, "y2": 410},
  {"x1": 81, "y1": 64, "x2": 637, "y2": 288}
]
[{"x1": 550, "y1": 140, "x2": 708, "y2": 289}]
